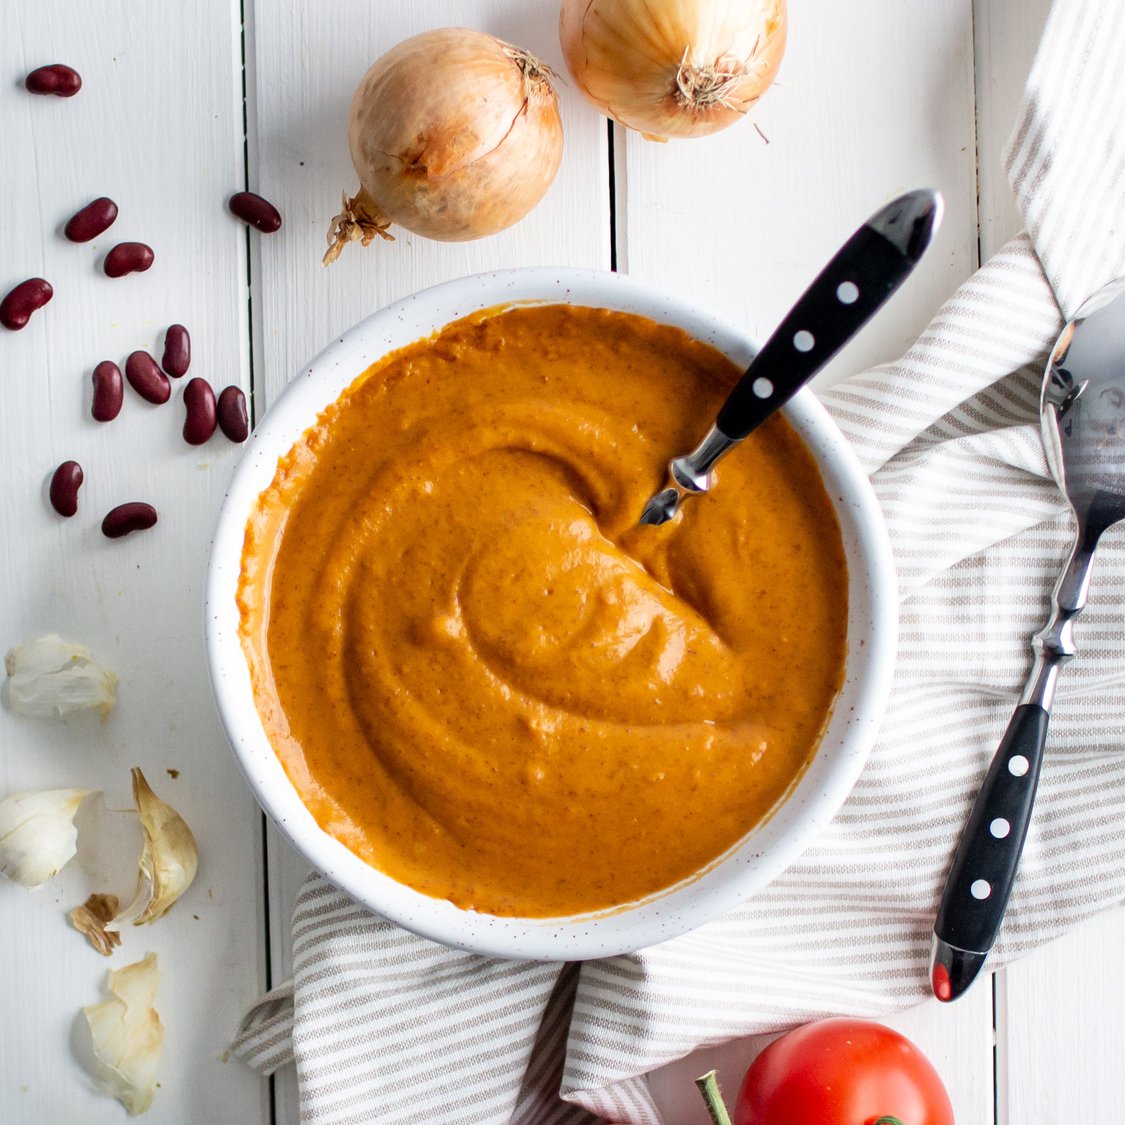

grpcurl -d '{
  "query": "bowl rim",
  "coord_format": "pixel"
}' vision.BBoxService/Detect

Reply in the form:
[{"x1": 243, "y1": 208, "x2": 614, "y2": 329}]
[{"x1": 205, "y1": 266, "x2": 897, "y2": 961}]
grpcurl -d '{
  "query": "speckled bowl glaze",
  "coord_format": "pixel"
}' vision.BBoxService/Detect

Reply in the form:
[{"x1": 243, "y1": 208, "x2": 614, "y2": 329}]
[{"x1": 205, "y1": 268, "x2": 897, "y2": 961}]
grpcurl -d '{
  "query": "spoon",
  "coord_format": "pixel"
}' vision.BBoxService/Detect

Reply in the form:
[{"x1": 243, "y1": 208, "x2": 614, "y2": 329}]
[
  {"x1": 639, "y1": 189, "x2": 943, "y2": 526},
  {"x1": 930, "y1": 276, "x2": 1125, "y2": 1002}
]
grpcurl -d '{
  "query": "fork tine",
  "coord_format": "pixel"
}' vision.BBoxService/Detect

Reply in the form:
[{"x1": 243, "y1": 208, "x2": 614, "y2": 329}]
[{"x1": 639, "y1": 488, "x2": 680, "y2": 525}]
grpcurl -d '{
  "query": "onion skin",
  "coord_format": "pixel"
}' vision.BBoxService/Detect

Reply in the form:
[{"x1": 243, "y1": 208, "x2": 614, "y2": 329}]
[
  {"x1": 560, "y1": 0, "x2": 787, "y2": 141},
  {"x1": 325, "y1": 28, "x2": 563, "y2": 263}
]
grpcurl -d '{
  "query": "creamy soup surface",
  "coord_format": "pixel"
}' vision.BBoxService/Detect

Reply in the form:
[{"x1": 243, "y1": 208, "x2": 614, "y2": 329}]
[{"x1": 239, "y1": 304, "x2": 848, "y2": 917}]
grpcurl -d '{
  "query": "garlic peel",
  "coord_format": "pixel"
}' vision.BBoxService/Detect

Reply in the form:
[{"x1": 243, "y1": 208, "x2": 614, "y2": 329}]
[
  {"x1": 109, "y1": 768, "x2": 198, "y2": 929},
  {"x1": 83, "y1": 952, "x2": 164, "y2": 1115},
  {"x1": 70, "y1": 893, "x2": 123, "y2": 956},
  {"x1": 0, "y1": 788, "x2": 95, "y2": 888},
  {"x1": 5, "y1": 634, "x2": 117, "y2": 719}
]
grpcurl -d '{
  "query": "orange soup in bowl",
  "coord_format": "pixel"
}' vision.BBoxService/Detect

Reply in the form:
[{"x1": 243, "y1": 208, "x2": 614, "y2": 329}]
[{"x1": 238, "y1": 303, "x2": 847, "y2": 917}]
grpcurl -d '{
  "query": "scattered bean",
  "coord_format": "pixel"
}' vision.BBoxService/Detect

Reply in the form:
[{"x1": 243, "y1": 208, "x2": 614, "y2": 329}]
[
  {"x1": 182, "y1": 378, "x2": 217, "y2": 445},
  {"x1": 64, "y1": 197, "x2": 119, "y2": 243},
  {"x1": 1, "y1": 278, "x2": 53, "y2": 331},
  {"x1": 25, "y1": 64, "x2": 82, "y2": 97},
  {"x1": 91, "y1": 361, "x2": 124, "y2": 422},
  {"x1": 228, "y1": 192, "x2": 282, "y2": 234},
  {"x1": 217, "y1": 385, "x2": 249, "y2": 442},
  {"x1": 49, "y1": 461, "x2": 84, "y2": 517},
  {"x1": 161, "y1": 324, "x2": 191, "y2": 377},
  {"x1": 125, "y1": 350, "x2": 171, "y2": 404},
  {"x1": 104, "y1": 242, "x2": 154, "y2": 278},
  {"x1": 102, "y1": 502, "x2": 158, "y2": 539}
]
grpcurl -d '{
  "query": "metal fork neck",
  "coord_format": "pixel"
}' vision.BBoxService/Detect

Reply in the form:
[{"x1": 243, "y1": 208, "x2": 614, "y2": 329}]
[
  {"x1": 1019, "y1": 518, "x2": 1101, "y2": 710},
  {"x1": 668, "y1": 424, "x2": 738, "y2": 495}
]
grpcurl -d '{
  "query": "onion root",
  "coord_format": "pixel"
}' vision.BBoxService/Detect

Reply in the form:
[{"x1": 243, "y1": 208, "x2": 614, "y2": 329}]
[
  {"x1": 323, "y1": 190, "x2": 395, "y2": 267},
  {"x1": 675, "y1": 46, "x2": 760, "y2": 113}
]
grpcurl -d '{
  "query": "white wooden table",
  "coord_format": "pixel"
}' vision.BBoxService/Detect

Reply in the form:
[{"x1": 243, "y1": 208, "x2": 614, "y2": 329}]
[{"x1": 2, "y1": 1, "x2": 1121, "y2": 1121}]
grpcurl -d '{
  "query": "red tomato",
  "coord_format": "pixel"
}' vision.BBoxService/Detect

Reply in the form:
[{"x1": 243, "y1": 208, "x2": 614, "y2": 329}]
[{"x1": 733, "y1": 1018, "x2": 955, "y2": 1125}]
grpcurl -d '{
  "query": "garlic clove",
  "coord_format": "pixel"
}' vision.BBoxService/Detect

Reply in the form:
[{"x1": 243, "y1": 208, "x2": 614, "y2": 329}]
[
  {"x1": 70, "y1": 893, "x2": 123, "y2": 956},
  {"x1": 108, "y1": 768, "x2": 198, "y2": 929},
  {"x1": 83, "y1": 952, "x2": 164, "y2": 1115},
  {"x1": 0, "y1": 788, "x2": 95, "y2": 888},
  {"x1": 4, "y1": 634, "x2": 117, "y2": 719}
]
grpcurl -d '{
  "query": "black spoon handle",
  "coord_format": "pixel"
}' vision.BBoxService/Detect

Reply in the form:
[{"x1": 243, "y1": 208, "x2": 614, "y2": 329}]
[
  {"x1": 930, "y1": 524, "x2": 1104, "y2": 1001},
  {"x1": 716, "y1": 189, "x2": 942, "y2": 442},
  {"x1": 931, "y1": 704, "x2": 1050, "y2": 995}
]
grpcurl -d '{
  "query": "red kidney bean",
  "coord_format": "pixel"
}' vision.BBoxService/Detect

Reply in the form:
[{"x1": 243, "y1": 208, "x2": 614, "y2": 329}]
[
  {"x1": 64, "y1": 197, "x2": 118, "y2": 243},
  {"x1": 91, "y1": 360, "x2": 124, "y2": 422},
  {"x1": 49, "y1": 461, "x2": 84, "y2": 517},
  {"x1": 217, "y1": 385, "x2": 249, "y2": 443},
  {"x1": 102, "y1": 502, "x2": 158, "y2": 539},
  {"x1": 228, "y1": 192, "x2": 282, "y2": 234},
  {"x1": 125, "y1": 350, "x2": 170, "y2": 404},
  {"x1": 161, "y1": 324, "x2": 190, "y2": 377},
  {"x1": 104, "y1": 242, "x2": 154, "y2": 278},
  {"x1": 182, "y1": 378, "x2": 217, "y2": 445},
  {"x1": 25, "y1": 64, "x2": 82, "y2": 97},
  {"x1": 1, "y1": 278, "x2": 53, "y2": 331}
]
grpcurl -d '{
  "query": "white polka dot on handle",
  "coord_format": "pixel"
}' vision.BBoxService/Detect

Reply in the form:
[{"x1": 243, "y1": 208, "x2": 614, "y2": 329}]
[
  {"x1": 837, "y1": 281, "x2": 860, "y2": 304},
  {"x1": 793, "y1": 330, "x2": 815, "y2": 352},
  {"x1": 752, "y1": 377, "x2": 773, "y2": 399},
  {"x1": 990, "y1": 817, "x2": 1011, "y2": 838},
  {"x1": 971, "y1": 879, "x2": 991, "y2": 900},
  {"x1": 1008, "y1": 755, "x2": 1030, "y2": 777}
]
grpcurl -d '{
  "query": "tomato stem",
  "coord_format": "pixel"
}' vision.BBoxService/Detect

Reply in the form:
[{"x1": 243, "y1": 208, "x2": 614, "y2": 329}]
[
  {"x1": 694, "y1": 1071, "x2": 734, "y2": 1125},
  {"x1": 872, "y1": 1118, "x2": 906, "y2": 1125}
]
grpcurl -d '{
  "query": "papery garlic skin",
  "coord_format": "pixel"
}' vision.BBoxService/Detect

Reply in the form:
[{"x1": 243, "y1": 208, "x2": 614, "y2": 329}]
[
  {"x1": 560, "y1": 0, "x2": 787, "y2": 140},
  {"x1": 0, "y1": 788, "x2": 94, "y2": 888},
  {"x1": 70, "y1": 893, "x2": 123, "y2": 956},
  {"x1": 109, "y1": 768, "x2": 198, "y2": 929},
  {"x1": 5, "y1": 634, "x2": 117, "y2": 719},
  {"x1": 83, "y1": 952, "x2": 164, "y2": 1115}
]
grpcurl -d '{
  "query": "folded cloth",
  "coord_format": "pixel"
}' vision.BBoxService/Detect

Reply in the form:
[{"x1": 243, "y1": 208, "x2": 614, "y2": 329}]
[{"x1": 233, "y1": 0, "x2": 1125, "y2": 1120}]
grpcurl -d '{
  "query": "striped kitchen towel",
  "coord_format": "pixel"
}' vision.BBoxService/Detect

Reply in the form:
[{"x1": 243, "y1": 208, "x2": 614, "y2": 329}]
[{"x1": 232, "y1": 0, "x2": 1125, "y2": 1120}]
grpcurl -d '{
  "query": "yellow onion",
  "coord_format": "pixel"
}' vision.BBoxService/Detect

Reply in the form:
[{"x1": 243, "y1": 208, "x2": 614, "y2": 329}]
[
  {"x1": 559, "y1": 0, "x2": 787, "y2": 141},
  {"x1": 324, "y1": 28, "x2": 563, "y2": 264}
]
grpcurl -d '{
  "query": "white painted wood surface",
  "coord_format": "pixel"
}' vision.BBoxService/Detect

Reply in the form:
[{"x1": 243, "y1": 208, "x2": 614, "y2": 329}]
[
  {"x1": 2, "y1": 0, "x2": 1121, "y2": 1122},
  {"x1": 0, "y1": 3, "x2": 264, "y2": 1124}
]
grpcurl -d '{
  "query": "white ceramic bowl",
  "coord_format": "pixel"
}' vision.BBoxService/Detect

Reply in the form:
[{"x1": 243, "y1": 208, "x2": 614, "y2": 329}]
[{"x1": 206, "y1": 267, "x2": 896, "y2": 961}]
